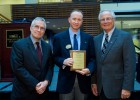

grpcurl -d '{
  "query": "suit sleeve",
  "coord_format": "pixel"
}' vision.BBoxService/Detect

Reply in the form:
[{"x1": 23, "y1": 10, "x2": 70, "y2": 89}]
[
  {"x1": 10, "y1": 41, "x2": 39, "y2": 91},
  {"x1": 45, "y1": 45, "x2": 54, "y2": 85},
  {"x1": 87, "y1": 36, "x2": 96, "y2": 74},
  {"x1": 53, "y1": 35, "x2": 65, "y2": 68},
  {"x1": 122, "y1": 33, "x2": 136, "y2": 91},
  {"x1": 91, "y1": 36, "x2": 97, "y2": 84}
]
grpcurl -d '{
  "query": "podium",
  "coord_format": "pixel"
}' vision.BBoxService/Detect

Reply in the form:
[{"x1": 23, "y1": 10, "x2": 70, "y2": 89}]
[{"x1": 0, "y1": 23, "x2": 30, "y2": 81}]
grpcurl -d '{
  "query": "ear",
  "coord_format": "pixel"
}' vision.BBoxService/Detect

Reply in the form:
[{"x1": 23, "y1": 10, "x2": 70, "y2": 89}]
[
  {"x1": 30, "y1": 26, "x2": 32, "y2": 31},
  {"x1": 68, "y1": 17, "x2": 70, "y2": 23}
]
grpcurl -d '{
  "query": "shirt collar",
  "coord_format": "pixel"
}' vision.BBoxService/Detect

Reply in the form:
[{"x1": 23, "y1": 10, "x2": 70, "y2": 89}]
[
  {"x1": 30, "y1": 35, "x2": 41, "y2": 45},
  {"x1": 69, "y1": 27, "x2": 80, "y2": 38},
  {"x1": 103, "y1": 26, "x2": 115, "y2": 37}
]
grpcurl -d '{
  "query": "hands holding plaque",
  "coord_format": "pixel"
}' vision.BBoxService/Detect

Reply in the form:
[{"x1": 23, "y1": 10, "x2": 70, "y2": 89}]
[
  {"x1": 63, "y1": 50, "x2": 90, "y2": 75},
  {"x1": 70, "y1": 50, "x2": 86, "y2": 71},
  {"x1": 70, "y1": 50, "x2": 90, "y2": 75}
]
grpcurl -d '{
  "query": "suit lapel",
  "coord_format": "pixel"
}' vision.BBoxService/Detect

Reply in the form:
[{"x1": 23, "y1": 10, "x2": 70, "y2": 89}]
[
  {"x1": 80, "y1": 32, "x2": 88, "y2": 50},
  {"x1": 27, "y1": 37, "x2": 36, "y2": 58},
  {"x1": 62, "y1": 30, "x2": 72, "y2": 57},
  {"x1": 27, "y1": 37, "x2": 42, "y2": 68},
  {"x1": 80, "y1": 32, "x2": 84, "y2": 50},
  {"x1": 101, "y1": 29, "x2": 118, "y2": 62},
  {"x1": 97, "y1": 33, "x2": 104, "y2": 56},
  {"x1": 41, "y1": 41, "x2": 48, "y2": 68}
]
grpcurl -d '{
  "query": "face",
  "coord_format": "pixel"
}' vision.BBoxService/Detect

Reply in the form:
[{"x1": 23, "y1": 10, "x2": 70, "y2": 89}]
[
  {"x1": 30, "y1": 20, "x2": 46, "y2": 41},
  {"x1": 99, "y1": 12, "x2": 115, "y2": 33},
  {"x1": 68, "y1": 11, "x2": 83, "y2": 32}
]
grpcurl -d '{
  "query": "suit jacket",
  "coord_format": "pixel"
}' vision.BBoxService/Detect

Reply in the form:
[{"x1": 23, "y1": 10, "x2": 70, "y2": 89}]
[
  {"x1": 10, "y1": 36, "x2": 53, "y2": 99},
  {"x1": 53, "y1": 29, "x2": 96, "y2": 94},
  {"x1": 91, "y1": 28, "x2": 136, "y2": 99},
  {"x1": 136, "y1": 54, "x2": 140, "y2": 83}
]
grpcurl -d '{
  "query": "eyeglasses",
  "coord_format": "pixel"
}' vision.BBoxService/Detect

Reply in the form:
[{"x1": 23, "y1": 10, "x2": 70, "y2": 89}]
[
  {"x1": 100, "y1": 17, "x2": 113, "y2": 23},
  {"x1": 72, "y1": 18, "x2": 83, "y2": 23},
  {"x1": 33, "y1": 25, "x2": 45, "y2": 31}
]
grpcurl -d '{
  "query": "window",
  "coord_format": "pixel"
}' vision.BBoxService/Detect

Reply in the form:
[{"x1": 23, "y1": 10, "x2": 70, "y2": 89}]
[{"x1": 115, "y1": 16, "x2": 140, "y2": 61}]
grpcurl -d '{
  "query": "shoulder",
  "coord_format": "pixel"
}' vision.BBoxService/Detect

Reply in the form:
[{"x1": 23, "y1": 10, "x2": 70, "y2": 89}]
[
  {"x1": 11, "y1": 37, "x2": 30, "y2": 51},
  {"x1": 94, "y1": 33, "x2": 103, "y2": 40},
  {"x1": 13, "y1": 36, "x2": 29, "y2": 46},
  {"x1": 42, "y1": 40, "x2": 51, "y2": 48},
  {"x1": 115, "y1": 28, "x2": 132, "y2": 38},
  {"x1": 54, "y1": 30, "x2": 68, "y2": 38},
  {"x1": 115, "y1": 28, "x2": 129, "y2": 34},
  {"x1": 81, "y1": 31, "x2": 93, "y2": 38}
]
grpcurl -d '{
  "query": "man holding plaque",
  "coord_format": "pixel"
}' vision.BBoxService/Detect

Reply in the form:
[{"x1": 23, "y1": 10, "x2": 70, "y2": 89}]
[{"x1": 53, "y1": 9, "x2": 96, "y2": 100}]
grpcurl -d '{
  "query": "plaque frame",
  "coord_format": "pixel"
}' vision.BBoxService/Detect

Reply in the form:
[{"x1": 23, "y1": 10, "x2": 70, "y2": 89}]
[
  {"x1": 70, "y1": 50, "x2": 86, "y2": 71},
  {"x1": 6, "y1": 29, "x2": 24, "y2": 48}
]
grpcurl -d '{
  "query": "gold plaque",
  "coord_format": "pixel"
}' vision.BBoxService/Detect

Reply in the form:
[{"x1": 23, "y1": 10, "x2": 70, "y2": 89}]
[{"x1": 70, "y1": 50, "x2": 86, "y2": 71}]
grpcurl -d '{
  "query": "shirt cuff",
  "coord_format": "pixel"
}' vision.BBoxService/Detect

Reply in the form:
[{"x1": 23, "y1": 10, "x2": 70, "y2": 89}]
[
  {"x1": 86, "y1": 73, "x2": 91, "y2": 76},
  {"x1": 62, "y1": 65, "x2": 66, "y2": 69}
]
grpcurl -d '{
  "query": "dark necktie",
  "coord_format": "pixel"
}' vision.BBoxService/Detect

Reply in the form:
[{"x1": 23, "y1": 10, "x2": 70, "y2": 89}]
[
  {"x1": 102, "y1": 34, "x2": 109, "y2": 54},
  {"x1": 73, "y1": 34, "x2": 78, "y2": 50},
  {"x1": 36, "y1": 42, "x2": 42, "y2": 64}
]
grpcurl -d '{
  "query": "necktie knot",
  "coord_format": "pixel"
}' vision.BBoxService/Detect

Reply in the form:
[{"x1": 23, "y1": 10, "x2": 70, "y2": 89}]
[
  {"x1": 36, "y1": 42, "x2": 39, "y2": 47},
  {"x1": 105, "y1": 34, "x2": 109, "y2": 42},
  {"x1": 74, "y1": 34, "x2": 76, "y2": 37}
]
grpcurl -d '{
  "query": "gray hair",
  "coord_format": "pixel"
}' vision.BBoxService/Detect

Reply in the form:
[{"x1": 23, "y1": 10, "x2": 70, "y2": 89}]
[
  {"x1": 31, "y1": 17, "x2": 47, "y2": 29},
  {"x1": 98, "y1": 10, "x2": 116, "y2": 21},
  {"x1": 70, "y1": 9, "x2": 83, "y2": 18}
]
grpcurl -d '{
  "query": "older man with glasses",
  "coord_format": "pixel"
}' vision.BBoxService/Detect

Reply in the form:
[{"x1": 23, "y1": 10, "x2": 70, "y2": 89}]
[
  {"x1": 91, "y1": 10, "x2": 136, "y2": 100},
  {"x1": 10, "y1": 17, "x2": 54, "y2": 100}
]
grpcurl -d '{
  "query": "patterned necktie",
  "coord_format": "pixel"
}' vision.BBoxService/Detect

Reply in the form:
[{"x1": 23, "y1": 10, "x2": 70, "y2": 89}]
[
  {"x1": 73, "y1": 34, "x2": 78, "y2": 50},
  {"x1": 36, "y1": 42, "x2": 42, "y2": 64},
  {"x1": 102, "y1": 34, "x2": 109, "y2": 54}
]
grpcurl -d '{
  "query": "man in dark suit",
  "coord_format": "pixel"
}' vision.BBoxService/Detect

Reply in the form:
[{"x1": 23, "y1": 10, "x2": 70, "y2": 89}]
[
  {"x1": 10, "y1": 17, "x2": 53, "y2": 100},
  {"x1": 91, "y1": 10, "x2": 136, "y2": 100},
  {"x1": 53, "y1": 9, "x2": 96, "y2": 100}
]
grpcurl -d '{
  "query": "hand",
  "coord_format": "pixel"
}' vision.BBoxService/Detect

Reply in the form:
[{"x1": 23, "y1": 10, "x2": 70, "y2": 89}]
[
  {"x1": 75, "y1": 68, "x2": 90, "y2": 75},
  {"x1": 63, "y1": 58, "x2": 74, "y2": 67},
  {"x1": 91, "y1": 84, "x2": 98, "y2": 96},
  {"x1": 35, "y1": 80, "x2": 49, "y2": 94},
  {"x1": 121, "y1": 89, "x2": 131, "y2": 99}
]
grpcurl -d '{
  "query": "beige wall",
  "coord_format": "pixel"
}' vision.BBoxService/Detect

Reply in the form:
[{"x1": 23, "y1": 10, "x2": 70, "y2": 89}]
[
  {"x1": 0, "y1": 0, "x2": 24, "y2": 4},
  {"x1": 0, "y1": 0, "x2": 64, "y2": 20},
  {"x1": 0, "y1": 5, "x2": 11, "y2": 20},
  {"x1": 0, "y1": 0, "x2": 25, "y2": 20}
]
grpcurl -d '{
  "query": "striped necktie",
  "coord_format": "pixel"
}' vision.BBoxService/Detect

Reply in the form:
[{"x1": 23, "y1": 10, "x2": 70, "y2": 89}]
[{"x1": 102, "y1": 34, "x2": 109, "y2": 54}]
